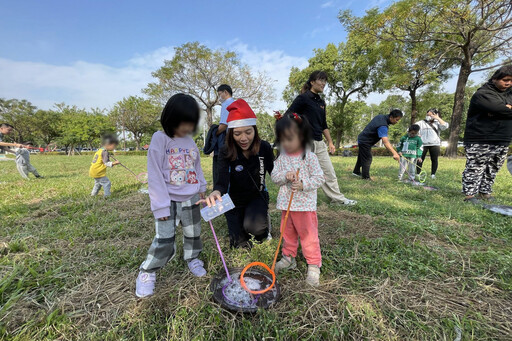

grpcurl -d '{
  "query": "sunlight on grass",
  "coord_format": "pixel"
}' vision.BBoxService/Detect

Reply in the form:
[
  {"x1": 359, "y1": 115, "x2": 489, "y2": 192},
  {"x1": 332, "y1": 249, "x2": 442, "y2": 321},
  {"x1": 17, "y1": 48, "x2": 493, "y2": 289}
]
[{"x1": 0, "y1": 154, "x2": 511, "y2": 340}]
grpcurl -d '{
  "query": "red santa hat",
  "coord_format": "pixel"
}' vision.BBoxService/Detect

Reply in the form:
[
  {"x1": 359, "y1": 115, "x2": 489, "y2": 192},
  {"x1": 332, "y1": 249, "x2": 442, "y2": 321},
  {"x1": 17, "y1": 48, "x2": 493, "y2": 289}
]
[{"x1": 226, "y1": 99, "x2": 257, "y2": 128}]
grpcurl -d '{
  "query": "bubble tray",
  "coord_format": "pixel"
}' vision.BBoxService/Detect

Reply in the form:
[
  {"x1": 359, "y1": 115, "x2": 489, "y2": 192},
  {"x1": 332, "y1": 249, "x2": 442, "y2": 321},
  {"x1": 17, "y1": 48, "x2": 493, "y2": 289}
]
[{"x1": 210, "y1": 267, "x2": 280, "y2": 313}]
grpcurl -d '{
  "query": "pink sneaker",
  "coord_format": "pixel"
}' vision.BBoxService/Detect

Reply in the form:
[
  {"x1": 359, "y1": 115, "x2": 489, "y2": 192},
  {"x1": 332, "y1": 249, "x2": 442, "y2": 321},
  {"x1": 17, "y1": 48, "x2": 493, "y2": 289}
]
[{"x1": 135, "y1": 271, "x2": 156, "y2": 298}]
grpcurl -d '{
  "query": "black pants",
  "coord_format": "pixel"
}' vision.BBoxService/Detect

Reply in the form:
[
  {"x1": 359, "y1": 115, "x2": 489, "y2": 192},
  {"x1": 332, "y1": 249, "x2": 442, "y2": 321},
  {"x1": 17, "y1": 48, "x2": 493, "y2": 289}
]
[
  {"x1": 353, "y1": 144, "x2": 372, "y2": 179},
  {"x1": 212, "y1": 155, "x2": 219, "y2": 187},
  {"x1": 225, "y1": 195, "x2": 269, "y2": 248},
  {"x1": 417, "y1": 145, "x2": 441, "y2": 175}
]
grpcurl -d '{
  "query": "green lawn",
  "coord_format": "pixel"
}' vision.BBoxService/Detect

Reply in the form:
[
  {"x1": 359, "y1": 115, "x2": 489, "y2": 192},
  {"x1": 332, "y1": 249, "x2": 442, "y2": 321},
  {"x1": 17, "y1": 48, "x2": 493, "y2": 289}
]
[{"x1": 1, "y1": 154, "x2": 511, "y2": 340}]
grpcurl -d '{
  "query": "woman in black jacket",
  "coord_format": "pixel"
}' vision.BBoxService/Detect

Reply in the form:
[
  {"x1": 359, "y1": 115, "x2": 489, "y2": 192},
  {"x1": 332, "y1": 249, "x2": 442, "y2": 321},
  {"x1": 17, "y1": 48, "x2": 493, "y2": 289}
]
[
  {"x1": 462, "y1": 65, "x2": 512, "y2": 204},
  {"x1": 201, "y1": 99, "x2": 274, "y2": 248}
]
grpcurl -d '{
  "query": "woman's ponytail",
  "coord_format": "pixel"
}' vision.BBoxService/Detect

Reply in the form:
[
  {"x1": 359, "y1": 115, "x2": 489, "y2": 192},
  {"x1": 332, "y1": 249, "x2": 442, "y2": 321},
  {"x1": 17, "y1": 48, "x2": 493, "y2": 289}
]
[{"x1": 301, "y1": 70, "x2": 328, "y2": 94}]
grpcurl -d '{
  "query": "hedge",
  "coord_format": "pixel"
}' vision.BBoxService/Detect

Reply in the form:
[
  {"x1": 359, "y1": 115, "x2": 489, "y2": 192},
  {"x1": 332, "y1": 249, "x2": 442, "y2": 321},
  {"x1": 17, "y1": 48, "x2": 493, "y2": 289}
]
[{"x1": 334, "y1": 146, "x2": 468, "y2": 157}]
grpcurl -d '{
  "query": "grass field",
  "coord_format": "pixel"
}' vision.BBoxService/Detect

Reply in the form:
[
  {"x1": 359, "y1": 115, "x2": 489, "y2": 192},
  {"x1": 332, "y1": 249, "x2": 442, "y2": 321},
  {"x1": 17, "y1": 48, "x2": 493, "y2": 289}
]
[{"x1": 1, "y1": 154, "x2": 511, "y2": 340}]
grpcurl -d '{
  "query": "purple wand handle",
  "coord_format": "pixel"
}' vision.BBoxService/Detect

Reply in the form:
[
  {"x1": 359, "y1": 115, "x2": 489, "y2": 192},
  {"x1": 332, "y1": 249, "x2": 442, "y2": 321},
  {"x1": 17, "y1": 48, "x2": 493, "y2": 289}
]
[{"x1": 207, "y1": 218, "x2": 231, "y2": 282}]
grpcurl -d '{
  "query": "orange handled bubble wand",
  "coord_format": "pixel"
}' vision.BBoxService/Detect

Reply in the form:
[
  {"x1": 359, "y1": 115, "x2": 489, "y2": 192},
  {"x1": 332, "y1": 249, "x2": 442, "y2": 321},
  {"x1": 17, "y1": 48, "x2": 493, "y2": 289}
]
[{"x1": 240, "y1": 169, "x2": 300, "y2": 295}]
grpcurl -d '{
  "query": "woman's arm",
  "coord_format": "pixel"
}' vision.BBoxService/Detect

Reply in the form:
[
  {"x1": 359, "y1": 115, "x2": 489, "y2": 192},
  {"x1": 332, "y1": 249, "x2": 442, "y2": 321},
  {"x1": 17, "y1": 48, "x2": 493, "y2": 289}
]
[
  {"x1": 213, "y1": 148, "x2": 230, "y2": 195},
  {"x1": 473, "y1": 91, "x2": 512, "y2": 116}
]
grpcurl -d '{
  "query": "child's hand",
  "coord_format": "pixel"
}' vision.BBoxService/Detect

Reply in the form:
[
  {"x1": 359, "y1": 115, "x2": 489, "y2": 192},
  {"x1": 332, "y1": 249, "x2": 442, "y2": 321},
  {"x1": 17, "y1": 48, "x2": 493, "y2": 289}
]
[
  {"x1": 291, "y1": 180, "x2": 303, "y2": 192},
  {"x1": 199, "y1": 192, "x2": 205, "y2": 199},
  {"x1": 285, "y1": 171, "x2": 297, "y2": 182},
  {"x1": 417, "y1": 159, "x2": 423, "y2": 164},
  {"x1": 113, "y1": 160, "x2": 120, "y2": 165},
  {"x1": 158, "y1": 217, "x2": 169, "y2": 221}
]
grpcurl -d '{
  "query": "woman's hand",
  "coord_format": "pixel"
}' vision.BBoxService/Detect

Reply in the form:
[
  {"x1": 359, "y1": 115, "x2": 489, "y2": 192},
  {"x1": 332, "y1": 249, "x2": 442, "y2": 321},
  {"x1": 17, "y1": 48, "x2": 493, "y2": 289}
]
[
  {"x1": 196, "y1": 190, "x2": 222, "y2": 207},
  {"x1": 328, "y1": 142, "x2": 336, "y2": 154},
  {"x1": 506, "y1": 104, "x2": 512, "y2": 109},
  {"x1": 158, "y1": 217, "x2": 169, "y2": 221},
  {"x1": 285, "y1": 171, "x2": 297, "y2": 182}
]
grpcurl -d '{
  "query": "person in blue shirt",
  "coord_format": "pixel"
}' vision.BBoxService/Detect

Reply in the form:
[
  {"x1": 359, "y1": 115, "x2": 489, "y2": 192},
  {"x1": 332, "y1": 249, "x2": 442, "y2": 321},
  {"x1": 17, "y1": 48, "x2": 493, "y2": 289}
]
[
  {"x1": 353, "y1": 109, "x2": 403, "y2": 180},
  {"x1": 213, "y1": 84, "x2": 235, "y2": 185}
]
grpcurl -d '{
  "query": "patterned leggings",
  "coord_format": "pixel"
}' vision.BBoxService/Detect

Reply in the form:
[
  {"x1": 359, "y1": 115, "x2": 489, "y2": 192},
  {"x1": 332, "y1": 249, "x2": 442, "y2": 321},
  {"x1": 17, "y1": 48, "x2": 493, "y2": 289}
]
[
  {"x1": 462, "y1": 144, "x2": 508, "y2": 196},
  {"x1": 140, "y1": 194, "x2": 202, "y2": 272}
]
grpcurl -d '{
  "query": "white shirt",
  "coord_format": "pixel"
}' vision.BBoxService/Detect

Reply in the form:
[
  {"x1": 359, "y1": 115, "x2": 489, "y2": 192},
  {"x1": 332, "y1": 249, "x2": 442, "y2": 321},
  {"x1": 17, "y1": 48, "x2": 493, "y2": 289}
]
[{"x1": 416, "y1": 119, "x2": 449, "y2": 146}]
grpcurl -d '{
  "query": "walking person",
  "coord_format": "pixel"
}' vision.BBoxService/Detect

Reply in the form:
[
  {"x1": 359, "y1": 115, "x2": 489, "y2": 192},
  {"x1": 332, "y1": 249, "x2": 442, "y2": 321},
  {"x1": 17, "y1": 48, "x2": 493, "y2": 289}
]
[
  {"x1": 201, "y1": 99, "x2": 274, "y2": 248},
  {"x1": 462, "y1": 65, "x2": 512, "y2": 204},
  {"x1": 353, "y1": 109, "x2": 403, "y2": 180},
  {"x1": 285, "y1": 71, "x2": 356, "y2": 205},
  {"x1": 0, "y1": 123, "x2": 42, "y2": 179},
  {"x1": 15, "y1": 142, "x2": 43, "y2": 179},
  {"x1": 415, "y1": 108, "x2": 449, "y2": 179}
]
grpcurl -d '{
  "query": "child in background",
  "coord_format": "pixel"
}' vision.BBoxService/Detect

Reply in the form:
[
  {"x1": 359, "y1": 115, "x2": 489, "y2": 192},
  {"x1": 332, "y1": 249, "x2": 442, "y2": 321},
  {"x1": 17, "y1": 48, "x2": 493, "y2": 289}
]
[
  {"x1": 271, "y1": 113, "x2": 325, "y2": 287},
  {"x1": 136, "y1": 93, "x2": 207, "y2": 298},
  {"x1": 89, "y1": 135, "x2": 120, "y2": 197},
  {"x1": 397, "y1": 124, "x2": 423, "y2": 182},
  {"x1": 16, "y1": 142, "x2": 43, "y2": 179}
]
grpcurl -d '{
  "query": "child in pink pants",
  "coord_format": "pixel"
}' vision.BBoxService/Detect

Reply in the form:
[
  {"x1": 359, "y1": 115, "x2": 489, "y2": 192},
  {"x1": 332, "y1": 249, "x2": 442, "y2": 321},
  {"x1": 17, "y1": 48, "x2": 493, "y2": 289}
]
[{"x1": 271, "y1": 112, "x2": 325, "y2": 286}]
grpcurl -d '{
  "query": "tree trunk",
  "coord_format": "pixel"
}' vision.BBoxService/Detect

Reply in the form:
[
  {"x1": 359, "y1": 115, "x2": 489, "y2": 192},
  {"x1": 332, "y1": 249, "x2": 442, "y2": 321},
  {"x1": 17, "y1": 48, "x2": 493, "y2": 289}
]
[
  {"x1": 446, "y1": 63, "x2": 471, "y2": 158},
  {"x1": 205, "y1": 106, "x2": 214, "y2": 128},
  {"x1": 409, "y1": 88, "x2": 418, "y2": 124},
  {"x1": 135, "y1": 137, "x2": 140, "y2": 151},
  {"x1": 335, "y1": 129, "x2": 342, "y2": 149}
]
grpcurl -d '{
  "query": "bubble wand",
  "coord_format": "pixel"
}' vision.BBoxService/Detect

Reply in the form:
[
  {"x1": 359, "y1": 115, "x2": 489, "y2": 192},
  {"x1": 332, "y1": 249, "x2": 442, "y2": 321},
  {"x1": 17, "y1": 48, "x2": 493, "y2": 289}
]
[{"x1": 240, "y1": 169, "x2": 300, "y2": 295}]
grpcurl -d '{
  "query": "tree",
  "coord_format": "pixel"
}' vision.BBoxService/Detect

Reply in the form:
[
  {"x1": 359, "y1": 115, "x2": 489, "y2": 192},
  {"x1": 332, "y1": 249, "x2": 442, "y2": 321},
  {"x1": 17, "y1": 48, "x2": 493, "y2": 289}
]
[
  {"x1": 144, "y1": 42, "x2": 275, "y2": 127},
  {"x1": 0, "y1": 98, "x2": 38, "y2": 143},
  {"x1": 345, "y1": 0, "x2": 512, "y2": 157},
  {"x1": 283, "y1": 37, "x2": 383, "y2": 148},
  {"x1": 340, "y1": 5, "x2": 455, "y2": 124},
  {"x1": 110, "y1": 96, "x2": 160, "y2": 150},
  {"x1": 33, "y1": 109, "x2": 63, "y2": 145},
  {"x1": 255, "y1": 113, "x2": 276, "y2": 143}
]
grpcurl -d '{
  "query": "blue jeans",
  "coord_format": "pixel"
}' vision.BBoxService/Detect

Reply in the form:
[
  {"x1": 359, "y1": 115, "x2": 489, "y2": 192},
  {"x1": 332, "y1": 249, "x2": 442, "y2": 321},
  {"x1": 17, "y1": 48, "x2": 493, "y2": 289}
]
[{"x1": 91, "y1": 176, "x2": 111, "y2": 197}]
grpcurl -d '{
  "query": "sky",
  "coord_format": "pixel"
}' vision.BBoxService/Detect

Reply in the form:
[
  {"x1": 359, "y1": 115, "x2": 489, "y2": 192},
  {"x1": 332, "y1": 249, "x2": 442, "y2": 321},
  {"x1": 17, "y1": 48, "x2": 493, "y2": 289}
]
[{"x1": 0, "y1": 0, "x2": 485, "y2": 112}]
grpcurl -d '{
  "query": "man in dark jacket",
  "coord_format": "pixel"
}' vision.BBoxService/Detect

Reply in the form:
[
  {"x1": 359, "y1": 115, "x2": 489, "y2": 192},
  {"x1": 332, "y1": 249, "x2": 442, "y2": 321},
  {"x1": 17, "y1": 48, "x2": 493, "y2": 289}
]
[
  {"x1": 353, "y1": 109, "x2": 403, "y2": 180},
  {"x1": 462, "y1": 65, "x2": 512, "y2": 204}
]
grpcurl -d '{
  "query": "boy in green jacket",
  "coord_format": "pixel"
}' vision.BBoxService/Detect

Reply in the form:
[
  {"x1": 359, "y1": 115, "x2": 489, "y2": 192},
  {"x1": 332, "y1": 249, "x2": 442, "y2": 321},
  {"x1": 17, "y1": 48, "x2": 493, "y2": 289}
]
[{"x1": 397, "y1": 124, "x2": 423, "y2": 182}]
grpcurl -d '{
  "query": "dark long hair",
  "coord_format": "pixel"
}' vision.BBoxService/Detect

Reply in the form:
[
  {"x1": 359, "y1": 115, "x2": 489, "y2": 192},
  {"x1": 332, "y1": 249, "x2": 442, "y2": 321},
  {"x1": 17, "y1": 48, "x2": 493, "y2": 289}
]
[
  {"x1": 225, "y1": 126, "x2": 261, "y2": 161},
  {"x1": 301, "y1": 70, "x2": 328, "y2": 94},
  {"x1": 275, "y1": 113, "x2": 312, "y2": 159}
]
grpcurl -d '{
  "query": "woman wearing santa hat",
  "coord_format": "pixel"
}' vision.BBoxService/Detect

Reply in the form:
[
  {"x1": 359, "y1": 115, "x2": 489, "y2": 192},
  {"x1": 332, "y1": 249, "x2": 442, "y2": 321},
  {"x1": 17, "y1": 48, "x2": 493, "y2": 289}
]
[{"x1": 202, "y1": 99, "x2": 274, "y2": 248}]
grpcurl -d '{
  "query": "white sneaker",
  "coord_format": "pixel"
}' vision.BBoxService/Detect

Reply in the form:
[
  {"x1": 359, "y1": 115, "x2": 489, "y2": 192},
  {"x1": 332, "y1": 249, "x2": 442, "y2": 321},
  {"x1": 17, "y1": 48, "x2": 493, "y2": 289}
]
[
  {"x1": 135, "y1": 271, "x2": 156, "y2": 298},
  {"x1": 431, "y1": 174, "x2": 436, "y2": 179},
  {"x1": 275, "y1": 256, "x2": 297, "y2": 273},
  {"x1": 305, "y1": 265, "x2": 320, "y2": 287}
]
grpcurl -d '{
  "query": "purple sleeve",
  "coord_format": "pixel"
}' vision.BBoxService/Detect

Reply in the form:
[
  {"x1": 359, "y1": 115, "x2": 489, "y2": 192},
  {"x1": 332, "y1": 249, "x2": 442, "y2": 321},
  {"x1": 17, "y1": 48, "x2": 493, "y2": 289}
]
[
  {"x1": 147, "y1": 133, "x2": 171, "y2": 219},
  {"x1": 195, "y1": 147, "x2": 207, "y2": 193}
]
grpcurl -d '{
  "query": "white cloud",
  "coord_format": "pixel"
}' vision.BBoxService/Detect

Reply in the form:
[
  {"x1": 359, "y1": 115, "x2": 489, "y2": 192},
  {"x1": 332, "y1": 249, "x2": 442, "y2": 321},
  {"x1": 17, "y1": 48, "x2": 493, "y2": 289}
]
[
  {"x1": 0, "y1": 43, "x2": 307, "y2": 112},
  {"x1": 0, "y1": 47, "x2": 175, "y2": 110},
  {"x1": 321, "y1": 1, "x2": 334, "y2": 8},
  {"x1": 227, "y1": 41, "x2": 309, "y2": 110}
]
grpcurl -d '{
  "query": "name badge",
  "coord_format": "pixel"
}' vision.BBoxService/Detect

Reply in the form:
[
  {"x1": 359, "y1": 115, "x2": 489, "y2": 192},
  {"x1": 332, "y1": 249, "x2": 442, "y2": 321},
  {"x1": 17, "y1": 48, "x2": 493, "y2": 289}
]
[{"x1": 235, "y1": 165, "x2": 244, "y2": 172}]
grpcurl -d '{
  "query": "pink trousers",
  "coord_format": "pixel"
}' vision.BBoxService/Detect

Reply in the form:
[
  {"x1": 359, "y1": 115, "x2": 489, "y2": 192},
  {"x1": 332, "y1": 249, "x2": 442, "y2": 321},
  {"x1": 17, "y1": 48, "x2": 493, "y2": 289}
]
[{"x1": 281, "y1": 211, "x2": 321, "y2": 267}]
